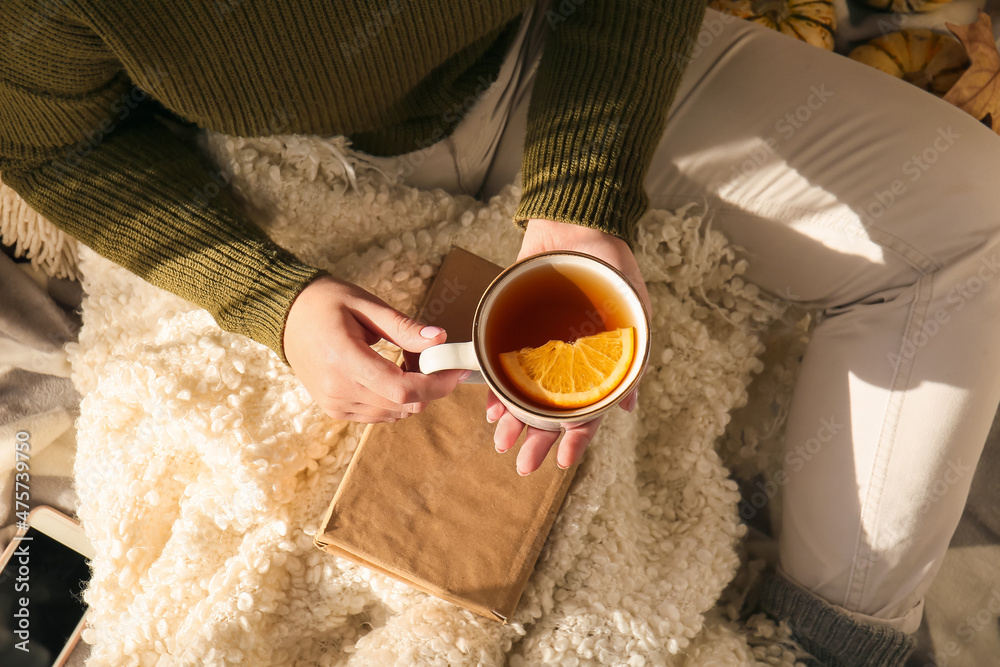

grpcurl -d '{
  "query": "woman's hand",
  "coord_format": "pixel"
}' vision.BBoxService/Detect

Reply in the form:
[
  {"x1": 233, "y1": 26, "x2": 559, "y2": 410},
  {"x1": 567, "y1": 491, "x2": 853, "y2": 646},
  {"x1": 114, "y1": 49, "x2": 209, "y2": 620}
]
[
  {"x1": 490, "y1": 218, "x2": 651, "y2": 475},
  {"x1": 284, "y1": 275, "x2": 468, "y2": 422}
]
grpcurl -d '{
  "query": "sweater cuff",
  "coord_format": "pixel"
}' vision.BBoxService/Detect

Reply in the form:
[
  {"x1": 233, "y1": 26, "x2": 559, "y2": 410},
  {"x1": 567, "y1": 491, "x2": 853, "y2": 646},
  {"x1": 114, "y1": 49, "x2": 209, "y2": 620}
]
[
  {"x1": 758, "y1": 574, "x2": 914, "y2": 667},
  {"x1": 226, "y1": 252, "x2": 326, "y2": 365},
  {"x1": 1, "y1": 118, "x2": 326, "y2": 367},
  {"x1": 514, "y1": 162, "x2": 647, "y2": 244},
  {"x1": 512, "y1": 0, "x2": 707, "y2": 244}
]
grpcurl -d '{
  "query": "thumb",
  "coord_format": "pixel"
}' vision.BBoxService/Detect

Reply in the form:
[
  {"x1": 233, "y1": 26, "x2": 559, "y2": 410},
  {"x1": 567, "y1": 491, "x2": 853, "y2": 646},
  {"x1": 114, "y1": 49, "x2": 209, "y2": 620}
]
[{"x1": 352, "y1": 296, "x2": 447, "y2": 353}]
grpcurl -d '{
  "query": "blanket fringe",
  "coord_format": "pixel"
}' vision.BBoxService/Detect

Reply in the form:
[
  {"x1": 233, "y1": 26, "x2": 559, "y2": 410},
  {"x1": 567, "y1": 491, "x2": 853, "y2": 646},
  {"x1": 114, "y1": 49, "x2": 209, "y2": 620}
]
[{"x1": 0, "y1": 174, "x2": 79, "y2": 280}]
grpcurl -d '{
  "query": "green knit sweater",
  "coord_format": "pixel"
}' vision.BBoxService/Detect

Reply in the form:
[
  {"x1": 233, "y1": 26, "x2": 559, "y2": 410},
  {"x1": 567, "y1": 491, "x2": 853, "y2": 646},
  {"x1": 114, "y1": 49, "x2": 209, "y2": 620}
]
[{"x1": 0, "y1": 0, "x2": 705, "y2": 361}]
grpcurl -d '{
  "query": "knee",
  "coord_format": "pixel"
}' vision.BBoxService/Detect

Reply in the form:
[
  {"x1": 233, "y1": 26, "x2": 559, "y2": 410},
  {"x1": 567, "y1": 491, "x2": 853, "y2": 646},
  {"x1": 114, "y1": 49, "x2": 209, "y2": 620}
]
[{"x1": 679, "y1": 8, "x2": 753, "y2": 74}]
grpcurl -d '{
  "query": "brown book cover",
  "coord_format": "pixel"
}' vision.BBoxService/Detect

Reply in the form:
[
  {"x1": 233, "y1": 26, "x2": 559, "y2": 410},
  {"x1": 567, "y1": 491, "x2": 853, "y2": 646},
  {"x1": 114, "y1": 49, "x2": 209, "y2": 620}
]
[{"x1": 314, "y1": 247, "x2": 578, "y2": 622}]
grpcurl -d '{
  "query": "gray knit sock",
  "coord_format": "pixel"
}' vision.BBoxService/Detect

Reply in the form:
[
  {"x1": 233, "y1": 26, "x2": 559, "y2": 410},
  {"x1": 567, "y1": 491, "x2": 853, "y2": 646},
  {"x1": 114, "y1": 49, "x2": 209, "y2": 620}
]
[{"x1": 757, "y1": 574, "x2": 914, "y2": 667}]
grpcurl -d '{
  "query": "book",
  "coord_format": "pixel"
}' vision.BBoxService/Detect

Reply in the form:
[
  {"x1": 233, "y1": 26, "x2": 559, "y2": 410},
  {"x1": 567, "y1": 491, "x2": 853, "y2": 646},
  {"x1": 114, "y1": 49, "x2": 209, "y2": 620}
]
[{"x1": 314, "y1": 247, "x2": 577, "y2": 622}]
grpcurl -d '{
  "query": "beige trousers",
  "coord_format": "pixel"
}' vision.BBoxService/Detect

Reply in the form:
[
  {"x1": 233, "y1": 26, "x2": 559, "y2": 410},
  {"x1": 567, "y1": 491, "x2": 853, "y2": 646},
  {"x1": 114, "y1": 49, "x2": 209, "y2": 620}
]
[{"x1": 377, "y1": 5, "x2": 1000, "y2": 634}]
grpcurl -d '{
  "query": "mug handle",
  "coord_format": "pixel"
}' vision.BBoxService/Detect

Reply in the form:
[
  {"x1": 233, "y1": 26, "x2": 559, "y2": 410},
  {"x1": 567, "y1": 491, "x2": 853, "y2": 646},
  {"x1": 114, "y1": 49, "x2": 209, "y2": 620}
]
[{"x1": 418, "y1": 342, "x2": 485, "y2": 383}]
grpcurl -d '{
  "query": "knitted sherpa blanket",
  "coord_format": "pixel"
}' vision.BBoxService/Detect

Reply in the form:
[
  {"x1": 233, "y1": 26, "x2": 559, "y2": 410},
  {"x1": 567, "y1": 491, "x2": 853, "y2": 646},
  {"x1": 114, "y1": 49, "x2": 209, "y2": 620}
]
[{"x1": 59, "y1": 130, "x2": 814, "y2": 666}]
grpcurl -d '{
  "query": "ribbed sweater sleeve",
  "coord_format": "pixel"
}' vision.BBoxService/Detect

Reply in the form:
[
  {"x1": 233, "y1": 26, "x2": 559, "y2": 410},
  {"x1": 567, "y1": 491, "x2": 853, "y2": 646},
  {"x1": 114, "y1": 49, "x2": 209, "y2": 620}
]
[
  {"x1": 515, "y1": 0, "x2": 706, "y2": 243},
  {"x1": 0, "y1": 3, "x2": 322, "y2": 362}
]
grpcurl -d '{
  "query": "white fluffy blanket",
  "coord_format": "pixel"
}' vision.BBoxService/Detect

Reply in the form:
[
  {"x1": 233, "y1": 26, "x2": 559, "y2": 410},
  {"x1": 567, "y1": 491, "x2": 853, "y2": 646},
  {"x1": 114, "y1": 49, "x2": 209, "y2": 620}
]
[{"x1": 64, "y1": 131, "x2": 811, "y2": 666}]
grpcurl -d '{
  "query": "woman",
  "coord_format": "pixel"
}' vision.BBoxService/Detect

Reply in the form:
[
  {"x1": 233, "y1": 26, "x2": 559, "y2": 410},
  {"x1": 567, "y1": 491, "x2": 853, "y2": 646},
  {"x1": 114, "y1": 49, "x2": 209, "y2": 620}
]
[{"x1": 4, "y1": 1, "x2": 1000, "y2": 664}]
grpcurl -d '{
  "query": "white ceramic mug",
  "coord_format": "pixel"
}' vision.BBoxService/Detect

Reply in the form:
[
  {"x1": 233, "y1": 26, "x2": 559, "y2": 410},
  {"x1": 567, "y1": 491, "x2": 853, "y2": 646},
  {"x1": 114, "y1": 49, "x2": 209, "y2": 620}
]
[{"x1": 418, "y1": 251, "x2": 650, "y2": 430}]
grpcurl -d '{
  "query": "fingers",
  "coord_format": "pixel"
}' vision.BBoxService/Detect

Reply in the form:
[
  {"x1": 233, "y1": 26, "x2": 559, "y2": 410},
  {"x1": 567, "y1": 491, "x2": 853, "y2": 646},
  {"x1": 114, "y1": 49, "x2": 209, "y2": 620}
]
[
  {"x1": 335, "y1": 413, "x2": 405, "y2": 424},
  {"x1": 343, "y1": 291, "x2": 467, "y2": 406},
  {"x1": 493, "y1": 411, "x2": 524, "y2": 454},
  {"x1": 513, "y1": 419, "x2": 599, "y2": 474},
  {"x1": 311, "y1": 328, "x2": 463, "y2": 417},
  {"x1": 285, "y1": 276, "x2": 468, "y2": 426},
  {"x1": 367, "y1": 361, "x2": 468, "y2": 406},
  {"x1": 351, "y1": 337, "x2": 467, "y2": 406},
  {"x1": 631, "y1": 276, "x2": 652, "y2": 316},
  {"x1": 312, "y1": 369, "x2": 460, "y2": 419},
  {"x1": 492, "y1": 407, "x2": 602, "y2": 474},
  {"x1": 486, "y1": 391, "x2": 506, "y2": 424},
  {"x1": 556, "y1": 418, "x2": 601, "y2": 469},
  {"x1": 515, "y1": 428, "x2": 561, "y2": 476},
  {"x1": 322, "y1": 403, "x2": 412, "y2": 424},
  {"x1": 491, "y1": 384, "x2": 580, "y2": 474},
  {"x1": 350, "y1": 291, "x2": 448, "y2": 354},
  {"x1": 353, "y1": 384, "x2": 430, "y2": 415},
  {"x1": 619, "y1": 388, "x2": 639, "y2": 413}
]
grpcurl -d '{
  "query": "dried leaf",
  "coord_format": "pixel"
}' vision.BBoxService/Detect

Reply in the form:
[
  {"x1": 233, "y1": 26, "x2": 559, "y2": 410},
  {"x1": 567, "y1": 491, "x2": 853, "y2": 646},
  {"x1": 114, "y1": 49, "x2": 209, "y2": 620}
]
[{"x1": 944, "y1": 11, "x2": 1000, "y2": 133}]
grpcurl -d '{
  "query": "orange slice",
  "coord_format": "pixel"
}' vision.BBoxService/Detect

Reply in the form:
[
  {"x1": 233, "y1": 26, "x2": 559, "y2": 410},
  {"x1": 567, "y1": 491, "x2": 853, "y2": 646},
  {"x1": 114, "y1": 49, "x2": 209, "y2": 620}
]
[{"x1": 498, "y1": 327, "x2": 635, "y2": 409}]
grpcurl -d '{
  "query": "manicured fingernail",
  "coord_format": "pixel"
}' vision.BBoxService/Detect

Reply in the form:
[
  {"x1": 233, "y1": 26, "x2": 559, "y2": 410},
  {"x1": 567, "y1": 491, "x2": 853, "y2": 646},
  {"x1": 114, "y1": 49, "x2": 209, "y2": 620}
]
[
  {"x1": 625, "y1": 392, "x2": 639, "y2": 412},
  {"x1": 557, "y1": 460, "x2": 570, "y2": 470},
  {"x1": 517, "y1": 467, "x2": 529, "y2": 477},
  {"x1": 458, "y1": 370, "x2": 473, "y2": 383},
  {"x1": 420, "y1": 326, "x2": 445, "y2": 339}
]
